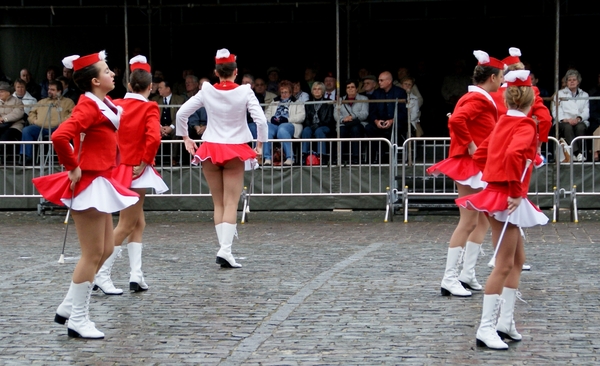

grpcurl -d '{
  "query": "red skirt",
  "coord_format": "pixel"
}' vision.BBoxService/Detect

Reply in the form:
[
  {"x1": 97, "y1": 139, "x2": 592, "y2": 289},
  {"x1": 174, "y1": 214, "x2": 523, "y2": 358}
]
[
  {"x1": 426, "y1": 155, "x2": 486, "y2": 189},
  {"x1": 113, "y1": 164, "x2": 169, "y2": 194},
  {"x1": 192, "y1": 142, "x2": 256, "y2": 167},
  {"x1": 32, "y1": 169, "x2": 139, "y2": 213},
  {"x1": 456, "y1": 184, "x2": 548, "y2": 227}
]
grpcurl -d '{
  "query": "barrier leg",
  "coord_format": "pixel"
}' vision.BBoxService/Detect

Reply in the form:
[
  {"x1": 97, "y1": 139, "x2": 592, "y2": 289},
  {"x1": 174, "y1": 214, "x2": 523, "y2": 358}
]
[{"x1": 571, "y1": 185, "x2": 578, "y2": 223}]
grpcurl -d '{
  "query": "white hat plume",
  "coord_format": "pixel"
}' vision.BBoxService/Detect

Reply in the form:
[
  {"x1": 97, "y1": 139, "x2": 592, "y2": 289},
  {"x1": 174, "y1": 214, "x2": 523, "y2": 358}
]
[{"x1": 473, "y1": 50, "x2": 490, "y2": 64}]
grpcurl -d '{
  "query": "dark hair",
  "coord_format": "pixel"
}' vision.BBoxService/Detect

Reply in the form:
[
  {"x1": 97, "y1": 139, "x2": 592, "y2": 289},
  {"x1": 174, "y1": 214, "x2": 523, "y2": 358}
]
[
  {"x1": 215, "y1": 62, "x2": 237, "y2": 79},
  {"x1": 129, "y1": 69, "x2": 152, "y2": 93},
  {"x1": 345, "y1": 79, "x2": 358, "y2": 89},
  {"x1": 49, "y1": 80, "x2": 63, "y2": 92},
  {"x1": 13, "y1": 78, "x2": 26, "y2": 86},
  {"x1": 472, "y1": 65, "x2": 502, "y2": 85},
  {"x1": 73, "y1": 63, "x2": 102, "y2": 92}
]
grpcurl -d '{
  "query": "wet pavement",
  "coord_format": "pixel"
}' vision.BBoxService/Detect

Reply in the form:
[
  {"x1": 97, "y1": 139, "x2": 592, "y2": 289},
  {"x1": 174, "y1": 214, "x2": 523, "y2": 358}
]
[{"x1": 0, "y1": 209, "x2": 599, "y2": 365}]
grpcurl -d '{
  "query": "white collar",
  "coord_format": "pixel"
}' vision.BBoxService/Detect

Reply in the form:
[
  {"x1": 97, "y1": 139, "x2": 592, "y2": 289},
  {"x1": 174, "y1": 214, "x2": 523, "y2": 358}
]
[
  {"x1": 124, "y1": 92, "x2": 148, "y2": 102},
  {"x1": 468, "y1": 85, "x2": 497, "y2": 109},
  {"x1": 84, "y1": 92, "x2": 122, "y2": 130},
  {"x1": 507, "y1": 109, "x2": 527, "y2": 117}
]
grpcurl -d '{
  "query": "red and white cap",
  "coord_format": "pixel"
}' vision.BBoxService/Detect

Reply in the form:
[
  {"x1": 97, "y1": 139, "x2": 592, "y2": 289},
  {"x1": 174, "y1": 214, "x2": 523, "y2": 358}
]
[
  {"x1": 129, "y1": 55, "x2": 151, "y2": 73},
  {"x1": 502, "y1": 47, "x2": 522, "y2": 66},
  {"x1": 62, "y1": 50, "x2": 107, "y2": 71},
  {"x1": 473, "y1": 50, "x2": 505, "y2": 70},
  {"x1": 504, "y1": 70, "x2": 531, "y2": 87},
  {"x1": 215, "y1": 48, "x2": 236, "y2": 64}
]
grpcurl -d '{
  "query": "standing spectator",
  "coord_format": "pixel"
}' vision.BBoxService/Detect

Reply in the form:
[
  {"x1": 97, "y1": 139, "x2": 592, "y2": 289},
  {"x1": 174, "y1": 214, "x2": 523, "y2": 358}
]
[
  {"x1": 400, "y1": 76, "x2": 423, "y2": 137},
  {"x1": 57, "y1": 76, "x2": 81, "y2": 103},
  {"x1": 157, "y1": 80, "x2": 186, "y2": 165},
  {"x1": 393, "y1": 66, "x2": 424, "y2": 108},
  {"x1": 184, "y1": 75, "x2": 199, "y2": 100},
  {"x1": 530, "y1": 71, "x2": 550, "y2": 98},
  {"x1": 40, "y1": 66, "x2": 59, "y2": 99},
  {"x1": 12, "y1": 78, "x2": 37, "y2": 118},
  {"x1": 551, "y1": 69, "x2": 589, "y2": 162},
  {"x1": 588, "y1": 73, "x2": 600, "y2": 161},
  {"x1": 0, "y1": 81, "x2": 25, "y2": 163},
  {"x1": 19, "y1": 68, "x2": 41, "y2": 100},
  {"x1": 266, "y1": 67, "x2": 281, "y2": 95},
  {"x1": 356, "y1": 67, "x2": 370, "y2": 93},
  {"x1": 263, "y1": 80, "x2": 305, "y2": 166},
  {"x1": 335, "y1": 79, "x2": 368, "y2": 164},
  {"x1": 20, "y1": 80, "x2": 74, "y2": 165},
  {"x1": 301, "y1": 67, "x2": 318, "y2": 94},
  {"x1": 441, "y1": 59, "x2": 471, "y2": 110},
  {"x1": 301, "y1": 81, "x2": 334, "y2": 163},
  {"x1": 365, "y1": 71, "x2": 408, "y2": 163},
  {"x1": 323, "y1": 73, "x2": 337, "y2": 101}
]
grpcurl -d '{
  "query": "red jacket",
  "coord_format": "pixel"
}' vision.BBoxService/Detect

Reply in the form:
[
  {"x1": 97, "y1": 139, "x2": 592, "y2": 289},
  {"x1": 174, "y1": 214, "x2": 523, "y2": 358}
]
[
  {"x1": 490, "y1": 85, "x2": 552, "y2": 143},
  {"x1": 448, "y1": 87, "x2": 497, "y2": 158},
  {"x1": 51, "y1": 94, "x2": 119, "y2": 171},
  {"x1": 114, "y1": 96, "x2": 161, "y2": 166},
  {"x1": 482, "y1": 112, "x2": 537, "y2": 197}
]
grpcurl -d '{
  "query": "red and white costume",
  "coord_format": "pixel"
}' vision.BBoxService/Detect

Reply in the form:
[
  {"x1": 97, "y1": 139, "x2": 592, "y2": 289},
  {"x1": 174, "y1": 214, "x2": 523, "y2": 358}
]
[
  {"x1": 175, "y1": 81, "x2": 268, "y2": 166},
  {"x1": 32, "y1": 92, "x2": 139, "y2": 212},
  {"x1": 456, "y1": 108, "x2": 548, "y2": 227},
  {"x1": 426, "y1": 85, "x2": 498, "y2": 189},
  {"x1": 112, "y1": 93, "x2": 168, "y2": 194}
]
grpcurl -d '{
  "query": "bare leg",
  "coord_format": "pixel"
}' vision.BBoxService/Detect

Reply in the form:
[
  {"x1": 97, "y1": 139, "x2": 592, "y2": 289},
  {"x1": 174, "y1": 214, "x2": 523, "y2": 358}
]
[
  {"x1": 485, "y1": 217, "x2": 520, "y2": 295},
  {"x1": 114, "y1": 188, "x2": 146, "y2": 246},
  {"x1": 202, "y1": 159, "x2": 245, "y2": 224},
  {"x1": 71, "y1": 209, "x2": 113, "y2": 283},
  {"x1": 448, "y1": 183, "x2": 483, "y2": 248}
]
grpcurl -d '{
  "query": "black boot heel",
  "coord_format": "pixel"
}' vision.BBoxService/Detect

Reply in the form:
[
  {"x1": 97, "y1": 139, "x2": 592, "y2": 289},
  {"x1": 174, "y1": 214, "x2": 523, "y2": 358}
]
[
  {"x1": 130, "y1": 282, "x2": 148, "y2": 292},
  {"x1": 476, "y1": 338, "x2": 487, "y2": 347},
  {"x1": 441, "y1": 288, "x2": 451, "y2": 296},
  {"x1": 54, "y1": 314, "x2": 67, "y2": 324},
  {"x1": 216, "y1": 256, "x2": 233, "y2": 268}
]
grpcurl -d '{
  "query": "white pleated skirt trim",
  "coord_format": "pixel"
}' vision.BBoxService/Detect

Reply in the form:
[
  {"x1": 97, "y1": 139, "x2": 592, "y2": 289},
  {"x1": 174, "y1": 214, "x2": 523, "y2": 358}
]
[
  {"x1": 456, "y1": 171, "x2": 487, "y2": 190},
  {"x1": 131, "y1": 166, "x2": 169, "y2": 194},
  {"x1": 490, "y1": 200, "x2": 549, "y2": 228},
  {"x1": 62, "y1": 177, "x2": 139, "y2": 213}
]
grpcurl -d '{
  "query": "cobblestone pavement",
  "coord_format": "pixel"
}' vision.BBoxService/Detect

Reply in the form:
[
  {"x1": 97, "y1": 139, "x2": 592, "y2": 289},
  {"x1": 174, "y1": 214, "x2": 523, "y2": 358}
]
[{"x1": 1, "y1": 209, "x2": 599, "y2": 365}]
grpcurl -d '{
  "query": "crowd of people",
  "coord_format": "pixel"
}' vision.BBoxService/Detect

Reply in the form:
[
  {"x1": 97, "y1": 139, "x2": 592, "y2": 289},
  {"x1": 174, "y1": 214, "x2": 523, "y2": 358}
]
[{"x1": 3, "y1": 53, "x2": 600, "y2": 166}]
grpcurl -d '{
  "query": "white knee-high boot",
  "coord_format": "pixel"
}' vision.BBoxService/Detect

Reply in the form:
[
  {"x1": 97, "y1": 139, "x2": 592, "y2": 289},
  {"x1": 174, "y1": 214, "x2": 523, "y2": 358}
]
[
  {"x1": 476, "y1": 294, "x2": 508, "y2": 350},
  {"x1": 55, "y1": 281, "x2": 76, "y2": 324},
  {"x1": 94, "y1": 246, "x2": 123, "y2": 295},
  {"x1": 441, "y1": 247, "x2": 471, "y2": 297},
  {"x1": 67, "y1": 281, "x2": 104, "y2": 339},
  {"x1": 496, "y1": 287, "x2": 522, "y2": 341},
  {"x1": 128, "y1": 242, "x2": 148, "y2": 292},
  {"x1": 458, "y1": 241, "x2": 483, "y2": 291},
  {"x1": 216, "y1": 222, "x2": 242, "y2": 268}
]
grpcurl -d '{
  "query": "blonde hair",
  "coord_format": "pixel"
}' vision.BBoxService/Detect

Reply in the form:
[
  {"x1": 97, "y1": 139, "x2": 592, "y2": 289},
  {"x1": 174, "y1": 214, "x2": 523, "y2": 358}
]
[
  {"x1": 506, "y1": 62, "x2": 525, "y2": 71},
  {"x1": 504, "y1": 85, "x2": 534, "y2": 111}
]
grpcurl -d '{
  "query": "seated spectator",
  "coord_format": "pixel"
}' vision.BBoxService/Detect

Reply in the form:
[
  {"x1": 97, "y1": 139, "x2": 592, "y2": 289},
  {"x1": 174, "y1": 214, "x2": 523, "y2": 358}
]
[
  {"x1": 188, "y1": 107, "x2": 207, "y2": 141},
  {"x1": 254, "y1": 77, "x2": 277, "y2": 106},
  {"x1": 323, "y1": 73, "x2": 337, "y2": 100},
  {"x1": 400, "y1": 76, "x2": 423, "y2": 137},
  {"x1": 293, "y1": 80, "x2": 309, "y2": 102},
  {"x1": 149, "y1": 76, "x2": 163, "y2": 102},
  {"x1": 334, "y1": 79, "x2": 368, "y2": 164},
  {"x1": 12, "y1": 78, "x2": 37, "y2": 121},
  {"x1": 39, "y1": 66, "x2": 59, "y2": 99},
  {"x1": 56, "y1": 76, "x2": 80, "y2": 103},
  {"x1": 302, "y1": 81, "x2": 334, "y2": 163},
  {"x1": 19, "y1": 80, "x2": 74, "y2": 165},
  {"x1": 19, "y1": 68, "x2": 41, "y2": 100},
  {"x1": 589, "y1": 73, "x2": 600, "y2": 161},
  {"x1": 365, "y1": 71, "x2": 408, "y2": 163},
  {"x1": 393, "y1": 66, "x2": 424, "y2": 108},
  {"x1": 266, "y1": 67, "x2": 281, "y2": 95},
  {"x1": 263, "y1": 80, "x2": 305, "y2": 166},
  {"x1": 551, "y1": 69, "x2": 589, "y2": 162},
  {"x1": 0, "y1": 81, "x2": 25, "y2": 163},
  {"x1": 183, "y1": 75, "x2": 199, "y2": 100},
  {"x1": 360, "y1": 75, "x2": 378, "y2": 98}
]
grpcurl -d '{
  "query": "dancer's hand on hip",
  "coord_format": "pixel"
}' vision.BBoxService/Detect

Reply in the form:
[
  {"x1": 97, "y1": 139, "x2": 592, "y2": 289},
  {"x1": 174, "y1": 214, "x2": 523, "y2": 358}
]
[
  {"x1": 68, "y1": 166, "x2": 82, "y2": 190},
  {"x1": 183, "y1": 136, "x2": 197, "y2": 155},
  {"x1": 507, "y1": 196, "x2": 522, "y2": 214}
]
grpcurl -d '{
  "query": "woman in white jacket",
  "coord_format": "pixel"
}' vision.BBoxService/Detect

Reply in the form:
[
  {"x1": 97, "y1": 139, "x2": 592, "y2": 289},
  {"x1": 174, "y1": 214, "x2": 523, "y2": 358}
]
[
  {"x1": 263, "y1": 80, "x2": 305, "y2": 166},
  {"x1": 551, "y1": 69, "x2": 590, "y2": 161},
  {"x1": 334, "y1": 79, "x2": 368, "y2": 164},
  {"x1": 176, "y1": 49, "x2": 267, "y2": 268}
]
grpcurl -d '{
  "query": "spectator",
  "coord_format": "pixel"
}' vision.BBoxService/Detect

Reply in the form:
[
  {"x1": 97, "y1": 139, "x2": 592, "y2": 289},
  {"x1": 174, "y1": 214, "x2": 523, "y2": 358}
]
[
  {"x1": 253, "y1": 77, "x2": 276, "y2": 106},
  {"x1": 393, "y1": 66, "x2": 424, "y2": 108},
  {"x1": 323, "y1": 73, "x2": 337, "y2": 100},
  {"x1": 57, "y1": 76, "x2": 80, "y2": 103},
  {"x1": 12, "y1": 78, "x2": 37, "y2": 118},
  {"x1": 184, "y1": 75, "x2": 199, "y2": 100},
  {"x1": 293, "y1": 80, "x2": 309, "y2": 102},
  {"x1": 360, "y1": 75, "x2": 378, "y2": 98},
  {"x1": 301, "y1": 67, "x2": 317, "y2": 94},
  {"x1": 334, "y1": 79, "x2": 368, "y2": 164},
  {"x1": 262, "y1": 80, "x2": 305, "y2": 166},
  {"x1": 356, "y1": 67, "x2": 370, "y2": 93},
  {"x1": 365, "y1": 71, "x2": 408, "y2": 163},
  {"x1": 301, "y1": 81, "x2": 334, "y2": 163},
  {"x1": 551, "y1": 69, "x2": 589, "y2": 162},
  {"x1": 400, "y1": 76, "x2": 423, "y2": 137},
  {"x1": 173, "y1": 68, "x2": 194, "y2": 96},
  {"x1": 40, "y1": 65, "x2": 59, "y2": 99},
  {"x1": 157, "y1": 80, "x2": 186, "y2": 165},
  {"x1": 149, "y1": 76, "x2": 162, "y2": 102},
  {"x1": 441, "y1": 58, "x2": 471, "y2": 109},
  {"x1": 266, "y1": 67, "x2": 280, "y2": 95},
  {"x1": 588, "y1": 73, "x2": 600, "y2": 161},
  {"x1": 0, "y1": 81, "x2": 25, "y2": 163},
  {"x1": 19, "y1": 68, "x2": 41, "y2": 100},
  {"x1": 241, "y1": 74, "x2": 258, "y2": 139},
  {"x1": 530, "y1": 71, "x2": 550, "y2": 98},
  {"x1": 19, "y1": 80, "x2": 74, "y2": 165}
]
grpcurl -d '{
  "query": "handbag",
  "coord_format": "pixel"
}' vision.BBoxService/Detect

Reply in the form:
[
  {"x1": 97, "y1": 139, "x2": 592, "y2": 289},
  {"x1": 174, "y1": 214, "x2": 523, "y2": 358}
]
[
  {"x1": 305, "y1": 153, "x2": 321, "y2": 166},
  {"x1": 342, "y1": 104, "x2": 361, "y2": 128}
]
